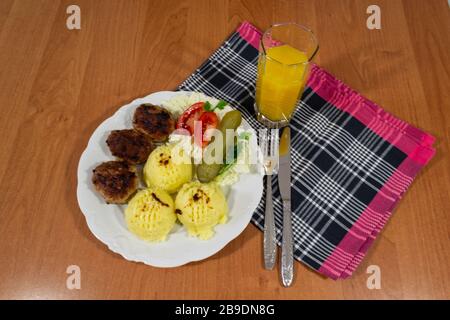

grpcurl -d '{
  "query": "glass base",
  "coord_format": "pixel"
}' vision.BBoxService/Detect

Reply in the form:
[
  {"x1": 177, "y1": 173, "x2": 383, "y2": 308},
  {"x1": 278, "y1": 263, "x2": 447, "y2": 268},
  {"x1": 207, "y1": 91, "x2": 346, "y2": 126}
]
[{"x1": 254, "y1": 103, "x2": 290, "y2": 128}]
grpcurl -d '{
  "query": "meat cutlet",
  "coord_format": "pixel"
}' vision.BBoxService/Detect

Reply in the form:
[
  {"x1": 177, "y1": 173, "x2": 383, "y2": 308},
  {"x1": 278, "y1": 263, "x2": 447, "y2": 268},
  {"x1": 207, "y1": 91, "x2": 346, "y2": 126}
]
[
  {"x1": 92, "y1": 161, "x2": 138, "y2": 204},
  {"x1": 133, "y1": 104, "x2": 175, "y2": 142},
  {"x1": 106, "y1": 129, "x2": 154, "y2": 164}
]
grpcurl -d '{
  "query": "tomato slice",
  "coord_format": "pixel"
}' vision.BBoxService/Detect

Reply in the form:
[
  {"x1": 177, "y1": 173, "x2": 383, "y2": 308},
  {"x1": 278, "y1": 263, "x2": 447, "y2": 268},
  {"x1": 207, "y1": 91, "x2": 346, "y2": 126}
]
[
  {"x1": 176, "y1": 102, "x2": 219, "y2": 147},
  {"x1": 198, "y1": 111, "x2": 219, "y2": 147},
  {"x1": 199, "y1": 112, "x2": 219, "y2": 135},
  {"x1": 176, "y1": 102, "x2": 204, "y2": 134}
]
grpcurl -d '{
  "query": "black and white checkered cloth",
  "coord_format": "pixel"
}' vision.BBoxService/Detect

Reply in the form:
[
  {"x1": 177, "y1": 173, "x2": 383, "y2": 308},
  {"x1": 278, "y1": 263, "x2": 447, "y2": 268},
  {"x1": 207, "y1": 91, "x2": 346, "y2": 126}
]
[{"x1": 178, "y1": 22, "x2": 435, "y2": 279}]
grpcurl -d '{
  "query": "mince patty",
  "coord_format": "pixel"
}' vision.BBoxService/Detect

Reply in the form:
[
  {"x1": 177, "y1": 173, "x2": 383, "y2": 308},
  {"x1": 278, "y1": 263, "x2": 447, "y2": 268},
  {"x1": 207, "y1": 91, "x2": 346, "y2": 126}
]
[
  {"x1": 106, "y1": 129, "x2": 154, "y2": 164},
  {"x1": 132, "y1": 104, "x2": 175, "y2": 142},
  {"x1": 92, "y1": 161, "x2": 138, "y2": 204}
]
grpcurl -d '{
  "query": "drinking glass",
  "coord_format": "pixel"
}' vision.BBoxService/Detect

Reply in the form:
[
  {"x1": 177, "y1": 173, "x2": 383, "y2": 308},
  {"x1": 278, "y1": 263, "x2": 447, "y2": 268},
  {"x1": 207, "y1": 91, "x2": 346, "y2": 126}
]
[{"x1": 255, "y1": 23, "x2": 319, "y2": 128}]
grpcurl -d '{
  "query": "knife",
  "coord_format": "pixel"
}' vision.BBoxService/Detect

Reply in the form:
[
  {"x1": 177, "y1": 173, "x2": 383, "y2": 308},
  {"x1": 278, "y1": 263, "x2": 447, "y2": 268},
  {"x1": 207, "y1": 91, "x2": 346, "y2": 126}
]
[{"x1": 278, "y1": 127, "x2": 294, "y2": 287}]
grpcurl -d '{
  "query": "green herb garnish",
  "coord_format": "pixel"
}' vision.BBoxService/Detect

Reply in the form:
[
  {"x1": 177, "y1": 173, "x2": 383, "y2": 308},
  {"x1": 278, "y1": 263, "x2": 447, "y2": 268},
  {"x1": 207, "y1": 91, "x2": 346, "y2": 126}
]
[
  {"x1": 203, "y1": 101, "x2": 212, "y2": 111},
  {"x1": 203, "y1": 100, "x2": 228, "y2": 112},
  {"x1": 215, "y1": 100, "x2": 228, "y2": 110}
]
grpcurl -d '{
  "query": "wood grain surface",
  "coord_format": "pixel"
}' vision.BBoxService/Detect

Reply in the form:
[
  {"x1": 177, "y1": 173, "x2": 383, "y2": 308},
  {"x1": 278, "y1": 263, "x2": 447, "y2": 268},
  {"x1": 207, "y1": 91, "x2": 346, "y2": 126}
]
[{"x1": 0, "y1": 0, "x2": 449, "y2": 300}]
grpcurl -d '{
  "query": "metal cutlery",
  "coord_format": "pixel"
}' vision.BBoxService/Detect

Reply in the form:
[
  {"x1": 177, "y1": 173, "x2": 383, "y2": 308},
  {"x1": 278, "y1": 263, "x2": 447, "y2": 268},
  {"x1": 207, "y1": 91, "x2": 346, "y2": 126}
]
[
  {"x1": 278, "y1": 127, "x2": 294, "y2": 287},
  {"x1": 260, "y1": 129, "x2": 279, "y2": 270}
]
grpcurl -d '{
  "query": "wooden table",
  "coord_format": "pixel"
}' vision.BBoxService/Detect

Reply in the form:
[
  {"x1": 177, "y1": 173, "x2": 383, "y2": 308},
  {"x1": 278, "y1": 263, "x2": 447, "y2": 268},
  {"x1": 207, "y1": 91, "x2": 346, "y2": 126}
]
[{"x1": 0, "y1": 0, "x2": 449, "y2": 300}]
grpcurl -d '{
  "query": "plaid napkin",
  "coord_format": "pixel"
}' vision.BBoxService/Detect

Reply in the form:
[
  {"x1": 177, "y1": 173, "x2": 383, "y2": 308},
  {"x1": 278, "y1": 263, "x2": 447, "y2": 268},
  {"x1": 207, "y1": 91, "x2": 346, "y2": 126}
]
[{"x1": 178, "y1": 22, "x2": 435, "y2": 279}]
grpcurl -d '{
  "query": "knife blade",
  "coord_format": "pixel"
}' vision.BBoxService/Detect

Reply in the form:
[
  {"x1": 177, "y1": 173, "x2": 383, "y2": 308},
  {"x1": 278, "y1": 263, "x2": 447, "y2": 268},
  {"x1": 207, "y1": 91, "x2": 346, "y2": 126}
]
[
  {"x1": 278, "y1": 127, "x2": 294, "y2": 287},
  {"x1": 278, "y1": 127, "x2": 291, "y2": 199}
]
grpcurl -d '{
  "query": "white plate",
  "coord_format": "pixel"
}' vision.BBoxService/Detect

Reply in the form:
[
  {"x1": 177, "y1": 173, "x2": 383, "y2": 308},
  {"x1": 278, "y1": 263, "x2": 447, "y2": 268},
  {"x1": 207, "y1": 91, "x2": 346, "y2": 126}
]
[{"x1": 77, "y1": 91, "x2": 263, "y2": 267}]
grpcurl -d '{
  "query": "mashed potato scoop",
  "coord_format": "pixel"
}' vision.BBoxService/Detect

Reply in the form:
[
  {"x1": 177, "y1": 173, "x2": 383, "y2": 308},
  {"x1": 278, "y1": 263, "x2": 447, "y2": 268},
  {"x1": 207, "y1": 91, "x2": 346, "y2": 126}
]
[
  {"x1": 125, "y1": 188, "x2": 176, "y2": 242},
  {"x1": 144, "y1": 144, "x2": 193, "y2": 194},
  {"x1": 175, "y1": 182, "x2": 228, "y2": 240}
]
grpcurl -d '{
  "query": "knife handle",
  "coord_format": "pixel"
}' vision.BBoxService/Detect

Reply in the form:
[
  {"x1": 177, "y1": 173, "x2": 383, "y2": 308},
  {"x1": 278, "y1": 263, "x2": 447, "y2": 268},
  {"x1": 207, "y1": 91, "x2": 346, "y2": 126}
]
[
  {"x1": 263, "y1": 175, "x2": 277, "y2": 270},
  {"x1": 281, "y1": 200, "x2": 294, "y2": 287}
]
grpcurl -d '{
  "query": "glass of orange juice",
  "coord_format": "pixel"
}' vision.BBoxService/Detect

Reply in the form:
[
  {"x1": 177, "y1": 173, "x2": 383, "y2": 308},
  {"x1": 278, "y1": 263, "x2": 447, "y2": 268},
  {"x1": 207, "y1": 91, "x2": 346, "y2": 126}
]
[{"x1": 255, "y1": 23, "x2": 319, "y2": 128}]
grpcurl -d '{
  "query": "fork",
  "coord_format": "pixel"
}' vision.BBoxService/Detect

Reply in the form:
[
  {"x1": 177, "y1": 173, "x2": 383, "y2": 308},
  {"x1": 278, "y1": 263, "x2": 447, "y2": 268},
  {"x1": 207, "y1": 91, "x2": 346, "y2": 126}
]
[{"x1": 260, "y1": 129, "x2": 279, "y2": 270}]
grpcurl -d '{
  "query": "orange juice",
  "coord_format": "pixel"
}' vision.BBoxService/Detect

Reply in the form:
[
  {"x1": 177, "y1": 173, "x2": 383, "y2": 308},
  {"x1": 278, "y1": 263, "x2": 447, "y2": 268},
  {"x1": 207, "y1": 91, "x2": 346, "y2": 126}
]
[{"x1": 255, "y1": 45, "x2": 309, "y2": 122}]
